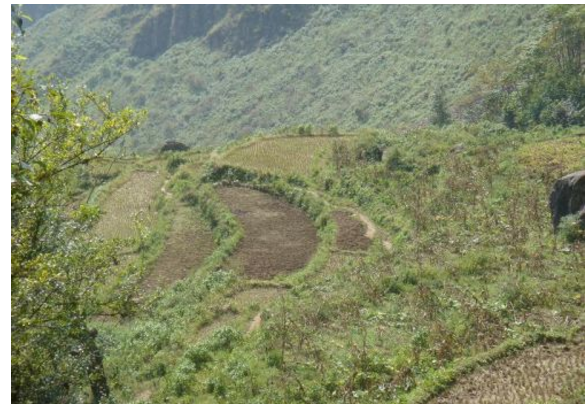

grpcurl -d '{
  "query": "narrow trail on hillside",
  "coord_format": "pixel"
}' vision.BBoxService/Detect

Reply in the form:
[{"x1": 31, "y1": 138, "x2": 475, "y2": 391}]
[
  {"x1": 216, "y1": 186, "x2": 318, "y2": 279},
  {"x1": 201, "y1": 184, "x2": 391, "y2": 336},
  {"x1": 160, "y1": 179, "x2": 172, "y2": 198},
  {"x1": 429, "y1": 341, "x2": 585, "y2": 404},
  {"x1": 306, "y1": 189, "x2": 392, "y2": 252},
  {"x1": 190, "y1": 287, "x2": 286, "y2": 342}
]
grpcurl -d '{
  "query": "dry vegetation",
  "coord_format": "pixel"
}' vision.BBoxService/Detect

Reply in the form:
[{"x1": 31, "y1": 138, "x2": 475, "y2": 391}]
[
  {"x1": 94, "y1": 170, "x2": 164, "y2": 239},
  {"x1": 219, "y1": 135, "x2": 351, "y2": 177},
  {"x1": 517, "y1": 134, "x2": 585, "y2": 182},
  {"x1": 430, "y1": 342, "x2": 585, "y2": 404}
]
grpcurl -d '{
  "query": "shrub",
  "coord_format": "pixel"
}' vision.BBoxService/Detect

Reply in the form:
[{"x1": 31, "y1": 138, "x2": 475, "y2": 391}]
[
  {"x1": 431, "y1": 87, "x2": 451, "y2": 127},
  {"x1": 206, "y1": 326, "x2": 243, "y2": 352},
  {"x1": 168, "y1": 361, "x2": 196, "y2": 397},
  {"x1": 183, "y1": 345, "x2": 212, "y2": 370},
  {"x1": 558, "y1": 213, "x2": 585, "y2": 242},
  {"x1": 385, "y1": 149, "x2": 415, "y2": 172},
  {"x1": 354, "y1": 132, "x2": 388, "y2": 162},
  {"x1": 166, "y1": 153, "x2": 187, "y2": 174}
]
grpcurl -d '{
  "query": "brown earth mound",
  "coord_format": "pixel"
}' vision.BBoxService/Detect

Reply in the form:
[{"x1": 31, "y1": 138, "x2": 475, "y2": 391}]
[
  {"x1": 430, "y1": 342, "x2": 585, "y2": 404},
  {"x1": 216, "y1": 187, "x2": 318, "y2": 279},
  {"x1": 140, "y1": 205, "x2": 215, "y2": 293},
  {"x1": 333, "y1": 210, "x2": 371, "y2": 251}
]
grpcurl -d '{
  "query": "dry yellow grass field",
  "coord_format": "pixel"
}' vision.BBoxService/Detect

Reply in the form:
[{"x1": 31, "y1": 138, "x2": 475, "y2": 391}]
[
  {"x1": 517, "y1": 134, "x2": 585, "y2": 180},
  {"x1": 94, "y1": 170, "x2": 164, "y2": 239},
  {"x1": 219, "y1": 135, "x2": 353, "y2": 177}
]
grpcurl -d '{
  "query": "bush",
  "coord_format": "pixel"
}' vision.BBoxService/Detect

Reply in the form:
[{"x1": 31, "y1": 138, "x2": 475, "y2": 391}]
[
  {"x1": 183, "y1": 345, "x2": 212, "y2": 370},
  {"x1": 354, "y1": 132, "x2": 388, "y2": 162},
  {"x1": 385, "y1": 149, "x2": 415, "y2": 172},
  {"x1": 168, "y1": 361, "x2": 196, "y2": 397},
  {"x1": 540, "y1": 99, "x2": 581, "y2": 127},
  {"x1": 166, "y1": 153, "x2": 187, "y2": 174},
  {"x1": 558, "y1": 213, "x2": 585, "y2": 242},
  {"x1": 206, "y1": 326, "x2": 243, "y2": 351}
]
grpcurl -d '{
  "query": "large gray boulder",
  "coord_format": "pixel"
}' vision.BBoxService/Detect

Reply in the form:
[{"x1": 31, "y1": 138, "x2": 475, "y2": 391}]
[{"x1": 549, "y1": 170, "x2": 585, "y2": 231}]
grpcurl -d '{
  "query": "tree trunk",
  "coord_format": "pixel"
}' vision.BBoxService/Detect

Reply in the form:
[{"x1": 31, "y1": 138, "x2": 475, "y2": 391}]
[{"x1": 86, "y1": 328, "x2": 110, "y2": 404}]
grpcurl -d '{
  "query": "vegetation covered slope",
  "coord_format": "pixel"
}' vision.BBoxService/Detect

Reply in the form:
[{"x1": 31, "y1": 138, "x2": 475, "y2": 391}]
[
  {"x1": 12, "y1": 4, "x2": 584, "y2": 404},
  {"x1": 21, "y1": 5, "x2": 550, "y2": 149},
  {"x1": 87, "y1": 125, "x2": 583, "y2": 404}
]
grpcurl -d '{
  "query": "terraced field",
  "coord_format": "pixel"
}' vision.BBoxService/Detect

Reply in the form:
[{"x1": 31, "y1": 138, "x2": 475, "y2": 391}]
[
  {"x1": 216, "y1": 186, "x2": 319, "y2": 279},
  {"x1": 218, "y1": 135, "x2": 352, "y2": 177},
  {"x1": 430, "y1": 342, "x2": 585, "y2": 404},
  {"x1": 140, "y1": 205, "x2": 215, "y2": 293},
  {"x1": 94, "y1": 170, "x2": 164, "y2": 239}
]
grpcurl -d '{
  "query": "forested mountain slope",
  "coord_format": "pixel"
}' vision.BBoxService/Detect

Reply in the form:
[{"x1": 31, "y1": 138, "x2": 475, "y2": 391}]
[{"x1": 21, "y1": 5, "x2": 549, "y2": 149}]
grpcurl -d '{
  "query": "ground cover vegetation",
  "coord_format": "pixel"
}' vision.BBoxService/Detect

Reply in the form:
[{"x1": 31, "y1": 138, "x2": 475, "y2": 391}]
[
  {"x1": 11, "y1": 4, "x2": 585, "y2": 404},
  {"x1": 20, "y1": 4, "x2": 571, "y2": 149}
]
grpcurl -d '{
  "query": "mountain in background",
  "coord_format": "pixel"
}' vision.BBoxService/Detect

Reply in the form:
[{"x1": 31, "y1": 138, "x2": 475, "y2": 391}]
[{"x1": 21, "y1": 5, "x2": 548, "y2": 150}]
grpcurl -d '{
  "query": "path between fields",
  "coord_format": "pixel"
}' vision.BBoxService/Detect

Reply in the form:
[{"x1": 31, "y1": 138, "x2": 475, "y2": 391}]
[
  {"x1": 206, "y1": 186, "x2": 391, "y2": 335},
  {"x1": 306, "y1": 189, "x2": 392, "y2": 252},
  {"x1": 161, "y1": 178, "x2": 172, "y2": 198},
  {"x1": 192, "y1": 287, "x2": 286, "y2": 341}
]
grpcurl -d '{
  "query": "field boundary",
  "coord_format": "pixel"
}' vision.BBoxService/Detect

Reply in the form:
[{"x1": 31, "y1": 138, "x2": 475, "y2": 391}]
[
  {"x1": 405, "y1": 328, "x2": 583, "y2": 404},
  {"x1": 202, "y1": 163, "x2": 336, "y2": 284}
]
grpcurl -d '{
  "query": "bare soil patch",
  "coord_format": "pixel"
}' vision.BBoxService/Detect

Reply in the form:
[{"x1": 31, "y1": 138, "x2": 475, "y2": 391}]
[
  {"x1": 140, "y1": 205, "x2": 215, "y2": 293},
  {"x1": 216, "y1": 187, "x2": 318, "y2": 279},
  {"x1": 429, "y1": 342, "x2": 585, "y2": 404},
  {"x1": 333, "y1": 210, "x2": 371, "y2": 251}
]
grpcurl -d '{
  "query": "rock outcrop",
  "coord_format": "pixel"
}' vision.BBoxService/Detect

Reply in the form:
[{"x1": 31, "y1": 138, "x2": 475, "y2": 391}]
[
  {"x1": 130, "y1": 5, "x2": 315, "y2": 59},
  {"x1": 549, "y1": 170, "x2": 585, "y2": 231},
  {"x1": 160, "y1": 140, "x2": 189, "y2": 152}
]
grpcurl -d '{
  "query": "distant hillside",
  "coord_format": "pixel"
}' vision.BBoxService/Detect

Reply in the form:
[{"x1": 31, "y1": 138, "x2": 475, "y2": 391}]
[
  {"x1": 21, "y1": 5, "x2": 549, "y2": 149},
  {"x1": 20, "y1": 4, "x2": 61, "y2": 27}
]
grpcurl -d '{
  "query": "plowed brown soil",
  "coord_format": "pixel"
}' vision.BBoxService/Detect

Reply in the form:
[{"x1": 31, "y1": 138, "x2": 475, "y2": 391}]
[
  {"x1": 429, "y1": 342, "x2": 585, "y2": 404},
  {"x1": 140, "y1": 205, "x2": 215, "y2": 292},
  {"x1": 333, "y1": 210, "x2": 371, "y2": 251},
  {"x1": 216, "y1": 187, "x2": 318, "y2": 279}
]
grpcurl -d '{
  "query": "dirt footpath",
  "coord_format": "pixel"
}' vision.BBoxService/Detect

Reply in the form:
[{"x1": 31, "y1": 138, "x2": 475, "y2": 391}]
[{"x1": 216, "y1": 187, "x2": 318, "y2": 279}]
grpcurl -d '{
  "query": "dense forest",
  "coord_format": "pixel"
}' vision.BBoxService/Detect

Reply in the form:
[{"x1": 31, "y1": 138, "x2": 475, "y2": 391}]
[{"x1": 11, "y1": 4, "x2": 584, "y2": 404}]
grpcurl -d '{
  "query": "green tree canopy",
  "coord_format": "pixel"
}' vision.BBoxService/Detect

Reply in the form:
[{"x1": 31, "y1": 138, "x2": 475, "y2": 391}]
[{"x1": 11, "y1": 27, "x2": 146, "y2": 402}]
